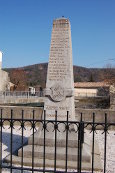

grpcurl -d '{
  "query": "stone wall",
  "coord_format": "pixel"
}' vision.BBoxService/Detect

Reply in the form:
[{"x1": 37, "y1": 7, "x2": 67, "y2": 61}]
[
  {"x1": 0, "y1": 105, "x2": 114, "y2": 124},
  {"x1": 75, "y1": 96, "x2": 110, "y2": 109},
  {"x1": 110, "y1": 85, "x2": 115, "y2": 110},
  {"x1": 0, "y1": 97, "x2": 44, "y2": 104},
  {"x1": 75, "y1": 108, "x2": 115, "y2": 128},
  {"x1": 0, "y1": 106, "x2": 43, "y2": 119},
  {"x1": 0, "y1": 70, "x2": 10, "y2": 91}
]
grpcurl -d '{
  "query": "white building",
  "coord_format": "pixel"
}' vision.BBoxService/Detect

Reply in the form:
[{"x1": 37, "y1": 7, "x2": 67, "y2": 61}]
[
  {"x1": 74, "y1": 82, "x2": 110, "y2": 97},
  {"x1": 0, "y1": 51, "x2": 10, "y2": 91},
  {"x1": 0, "y1": 51, "x2": 2, "y2": 69}
]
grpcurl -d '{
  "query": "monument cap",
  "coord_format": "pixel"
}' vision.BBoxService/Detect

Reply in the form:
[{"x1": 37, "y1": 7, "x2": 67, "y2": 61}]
[{"x1": 53, "y1": 17, "x2": 69, "y2": 25}]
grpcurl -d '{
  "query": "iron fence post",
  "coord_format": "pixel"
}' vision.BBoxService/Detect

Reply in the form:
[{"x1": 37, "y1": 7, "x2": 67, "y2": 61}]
[
  {"x1": 10, "y1": 109, "x2": 13, "y2": 173},
  {"x1": 65, "y1": 111, "x2": 69, "y2": 172},
  {"x1": 32, "y1": 110, "x2": 35, "y2": 173},
  {"x1": 78, "y1": 113, "x2": 84, "y2": 173},
  {"x1": 104, "y1": 113, "x2": 107, "y2": 173},
  {"x1": 92, "y1": 113, "x2": 95, "y2": 173},
  {"x1": 43, "y1": 110, "x2": 46, "y2": 173},
  {"x1": 54, "y1": 110, "x2": 57, "y2": 172},
  {"x1": 21, "y1": 110, "x2": 24, "y2": 173}
]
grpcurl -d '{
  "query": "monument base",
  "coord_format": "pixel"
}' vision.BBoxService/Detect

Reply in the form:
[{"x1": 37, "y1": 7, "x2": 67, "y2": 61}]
[{"x1": 5, "y1": 125, "x2": 102, "y2": 171}]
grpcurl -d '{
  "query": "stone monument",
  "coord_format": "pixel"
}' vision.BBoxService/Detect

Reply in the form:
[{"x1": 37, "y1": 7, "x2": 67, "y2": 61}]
[
  {"x1": 44, "y1": 18, "x2": 75, "y2": 120},
  {"x1": 5, "y1": 18, "x2": 102, "y2": 171}
]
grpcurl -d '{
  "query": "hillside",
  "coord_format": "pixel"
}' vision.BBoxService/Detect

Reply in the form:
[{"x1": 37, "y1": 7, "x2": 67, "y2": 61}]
[{"x1": 4, "y1": 63, "x2": 115, "y2": 90}]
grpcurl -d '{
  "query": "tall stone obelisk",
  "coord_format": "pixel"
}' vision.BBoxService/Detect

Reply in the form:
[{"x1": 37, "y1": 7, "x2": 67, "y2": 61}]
[{"x1": 45, "y1": 18, "x2": 75, "y2": 120}]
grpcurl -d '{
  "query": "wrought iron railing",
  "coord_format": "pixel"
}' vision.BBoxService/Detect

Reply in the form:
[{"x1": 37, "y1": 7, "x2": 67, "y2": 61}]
[
  {"x1": 0, "y1": 91, "x2": 44, "y2": 99},
  {"x1": 0, "y1": 109, "x2": 115, "y2": 172}
]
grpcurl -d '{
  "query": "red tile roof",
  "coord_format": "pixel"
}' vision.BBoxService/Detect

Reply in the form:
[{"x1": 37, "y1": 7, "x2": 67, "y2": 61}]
[{"x1": 74, "y1": 82, "x2": 110, "y2": 88}]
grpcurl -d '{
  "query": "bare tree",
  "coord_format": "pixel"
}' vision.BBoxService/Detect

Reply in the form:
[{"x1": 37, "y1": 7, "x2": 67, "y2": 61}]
[
  {"x1": 100, "y1": 63, "x2": 115, "y2": 85},
  {"x1": 9, "y1": 69, "x2": 27, "y2": 91}
]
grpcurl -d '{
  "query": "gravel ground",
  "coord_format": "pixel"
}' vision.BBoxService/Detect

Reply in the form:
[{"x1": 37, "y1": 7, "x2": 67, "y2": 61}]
[{"x1": 1, "y1": 126, "x2": 115, "y2": 173}]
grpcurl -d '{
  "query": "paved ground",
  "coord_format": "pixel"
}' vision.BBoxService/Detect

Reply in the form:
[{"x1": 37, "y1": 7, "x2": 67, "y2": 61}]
[
  {"x1": 96, "y1": 131, "x2": 115, "y2": 173},
  {"x1": 1, "y1": 126, "x2": 115, "y2": 173},
  {"x1": 89, "y1": 130, "x2": 115, "y2": 173}
]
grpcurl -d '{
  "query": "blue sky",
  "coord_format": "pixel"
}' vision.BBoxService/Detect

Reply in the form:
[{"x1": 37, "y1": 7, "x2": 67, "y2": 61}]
[{"x1": 0, "y1": 0, "x2": 115, "y2": 68}]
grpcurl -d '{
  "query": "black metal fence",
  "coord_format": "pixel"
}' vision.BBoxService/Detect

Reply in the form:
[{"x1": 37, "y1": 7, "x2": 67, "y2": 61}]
[{"x1": 0, "y1": 109, "x2": 115, "y2": 173}]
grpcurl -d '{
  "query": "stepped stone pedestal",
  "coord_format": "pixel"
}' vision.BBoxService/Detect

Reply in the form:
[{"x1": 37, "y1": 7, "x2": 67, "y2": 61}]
[
  {"x1": 5, "y1": 125, "x2": 102, "y2": 171},
  {"x1": 5, "y1": 18, "x2": 102, "y2": 171}
]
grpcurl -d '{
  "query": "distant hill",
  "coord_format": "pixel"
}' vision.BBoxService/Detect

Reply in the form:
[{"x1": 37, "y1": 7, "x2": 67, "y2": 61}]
[{"x1": 3, "y1": 63, "x2": 115, "y2": 90}]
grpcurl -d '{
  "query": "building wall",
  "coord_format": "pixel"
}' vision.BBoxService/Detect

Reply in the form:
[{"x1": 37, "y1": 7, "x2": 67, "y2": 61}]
[
  {"x1": 0, "y1": 70, "x2": 10, "y2": 91},
  {"x1": 74, "y1": 88, "x2": 98, "y2": 97},
  {"x1": 0, "y1": 51, "x2": 2, "y2": 69}
]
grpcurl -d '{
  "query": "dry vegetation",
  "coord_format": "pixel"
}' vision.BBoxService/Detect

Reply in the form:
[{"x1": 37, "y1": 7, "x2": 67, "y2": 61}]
[{"x1": 3, "y1": 63, "x2": 115, "y2": 90}]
